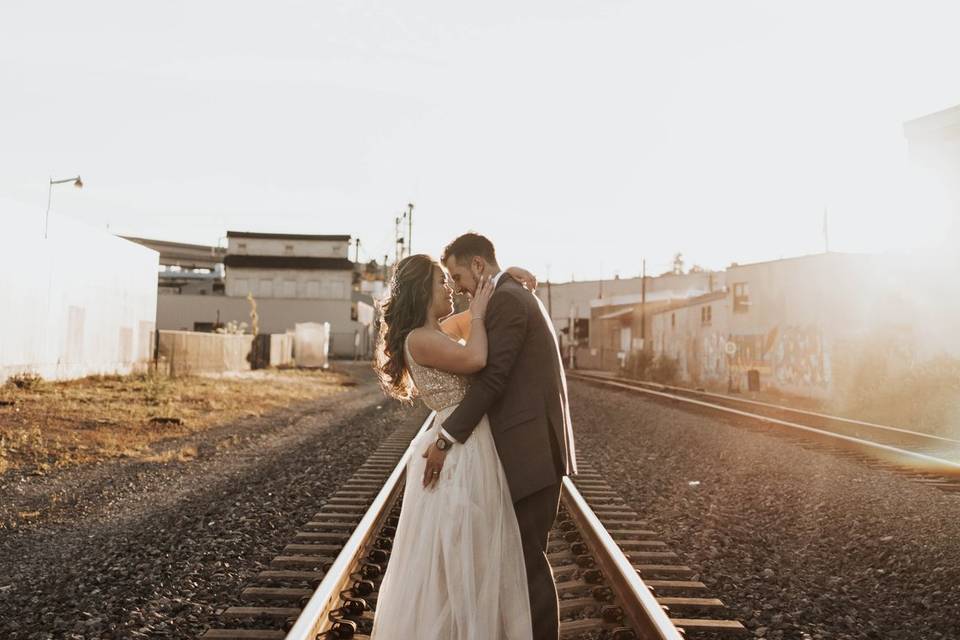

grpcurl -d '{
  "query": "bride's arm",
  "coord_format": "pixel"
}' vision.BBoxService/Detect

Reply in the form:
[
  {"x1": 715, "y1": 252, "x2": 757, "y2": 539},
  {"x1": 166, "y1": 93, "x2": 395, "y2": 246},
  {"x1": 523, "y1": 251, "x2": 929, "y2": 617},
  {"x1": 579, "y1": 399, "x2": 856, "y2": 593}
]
[
  {"x1": 436, "y1": 267, "x2": 535, "y2": 343},
  {"x1": 407, "y1": 276, "x2": 493, "y2": 375},
  {"x1": 505, "y1": 266, "x2": 537, "y2": 291},
  {"x1": 440, "y1": 310, "x2": 472, "y2": 342}
]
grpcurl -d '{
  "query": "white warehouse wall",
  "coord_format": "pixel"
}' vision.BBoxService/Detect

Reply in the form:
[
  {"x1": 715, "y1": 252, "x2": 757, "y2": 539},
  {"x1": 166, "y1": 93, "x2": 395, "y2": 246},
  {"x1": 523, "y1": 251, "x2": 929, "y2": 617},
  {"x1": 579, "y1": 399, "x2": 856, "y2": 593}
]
[
  {"x1": 0, "y1": 212, "x2": 159, "y2": 383},
  {"x1": 227, "y1": 236, "x2": 349, "y2": 258}
]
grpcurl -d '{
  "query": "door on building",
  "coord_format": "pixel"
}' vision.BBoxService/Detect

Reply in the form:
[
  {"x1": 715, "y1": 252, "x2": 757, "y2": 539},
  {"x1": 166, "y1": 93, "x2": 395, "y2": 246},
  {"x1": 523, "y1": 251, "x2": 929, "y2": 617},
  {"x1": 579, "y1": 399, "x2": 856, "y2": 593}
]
[{"x1": 620, "y1": 327, "x2": 632, "y2": 353}]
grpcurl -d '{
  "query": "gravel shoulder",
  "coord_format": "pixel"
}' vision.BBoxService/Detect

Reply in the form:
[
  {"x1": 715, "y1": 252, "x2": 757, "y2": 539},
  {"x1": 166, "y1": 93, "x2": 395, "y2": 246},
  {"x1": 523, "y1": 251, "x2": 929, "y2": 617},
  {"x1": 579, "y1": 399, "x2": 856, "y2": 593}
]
[
  {"x1": 569, "y1": 380, "x2": 960, "y2": 640},
  {"x1": 0, "y1": 363, "x2": 428, "y2": 639}
]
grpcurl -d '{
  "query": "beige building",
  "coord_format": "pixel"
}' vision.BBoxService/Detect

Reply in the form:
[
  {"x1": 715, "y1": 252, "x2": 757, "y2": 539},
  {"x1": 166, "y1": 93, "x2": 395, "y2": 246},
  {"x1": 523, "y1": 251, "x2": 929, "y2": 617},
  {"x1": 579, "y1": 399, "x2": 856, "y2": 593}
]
[
  {"x1": 567, "y1": 271, "x2": 723, "y2": 370},
  {"x1": 903, "y1": 103, "x2": 960, "y2": 205},
  {"x1": 650, "y1": 291, "x2": 730, "y2": 387},
  {"x1": 649, "y1": 252, "x2": 906, "y2": 398},
  {"x1": 224, "y1": 232, "x2": 354, "y2": 300},
  {"x1": 156, "y1": 231, "x2": 363, "y2": 357},
  {"x1": 538, "y1": 270, "x2": 723, "y2": 364}
]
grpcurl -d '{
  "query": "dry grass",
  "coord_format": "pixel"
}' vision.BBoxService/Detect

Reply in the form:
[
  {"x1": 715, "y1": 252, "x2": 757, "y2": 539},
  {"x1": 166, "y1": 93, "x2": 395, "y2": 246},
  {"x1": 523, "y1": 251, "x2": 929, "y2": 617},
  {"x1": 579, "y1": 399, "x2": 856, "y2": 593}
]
[{"x1": 0, "y1": 368, "x2": 354, "y2": 474}]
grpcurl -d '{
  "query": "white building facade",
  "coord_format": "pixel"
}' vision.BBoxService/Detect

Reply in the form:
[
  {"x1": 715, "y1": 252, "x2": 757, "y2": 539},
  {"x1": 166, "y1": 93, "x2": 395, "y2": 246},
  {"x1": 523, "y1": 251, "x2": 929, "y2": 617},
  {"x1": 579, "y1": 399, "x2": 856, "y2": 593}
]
[
  {"x1": 224, "y1": 232, "x2": 354, "y2": 300},
  {"x1": 156, "y1": 231, "x2": 362, "y2": 357}
]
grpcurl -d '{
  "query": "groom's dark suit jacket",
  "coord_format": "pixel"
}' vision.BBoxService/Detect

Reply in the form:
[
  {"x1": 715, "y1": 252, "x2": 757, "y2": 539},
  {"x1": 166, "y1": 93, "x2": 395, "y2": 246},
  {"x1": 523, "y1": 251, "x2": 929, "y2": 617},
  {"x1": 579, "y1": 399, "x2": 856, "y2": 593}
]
[{"x1": 442, "y1": 276, "x2": 577, "y2": 502}]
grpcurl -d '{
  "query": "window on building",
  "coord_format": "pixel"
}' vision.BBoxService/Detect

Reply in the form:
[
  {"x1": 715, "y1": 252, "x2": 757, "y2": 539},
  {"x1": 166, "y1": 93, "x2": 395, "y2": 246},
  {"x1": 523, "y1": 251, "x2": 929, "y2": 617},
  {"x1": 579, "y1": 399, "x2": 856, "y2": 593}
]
[
  {"x1": 733, "y1": 282, "x2": 750, "y2": 313},
  {"x1": 574, "y1": 318, "x2": 589, "y2": 341},
  {"x1": 259, "y1": 279, "x2": 273, "y2": 297},
  {"x1": 701, "y1": 305, "x2": 712, "y2": 326},
  {"x1": 284, "y1": 244, "x2": 294, "y2": 256},
  {"x1": 282, "y1": 280, "x2": 296, "y2": 297},
  {"x1": 237, "y1": 242, "x2": 247, "y2": 253},
  {"x1": 671, "y1": 312, "x2": 676, "y2": 329},
  {"x1": 306, "y1": 280, "x2": 320, "y2": 298},
  {"x1": 233, "y1": 279, "x2": 249, "y2": 295}
]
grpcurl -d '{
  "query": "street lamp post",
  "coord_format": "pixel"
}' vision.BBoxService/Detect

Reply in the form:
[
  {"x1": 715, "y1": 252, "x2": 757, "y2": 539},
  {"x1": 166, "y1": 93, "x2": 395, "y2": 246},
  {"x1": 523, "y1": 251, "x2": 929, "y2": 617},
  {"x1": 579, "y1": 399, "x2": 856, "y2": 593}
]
[{"x1": 45, "y1": 175, "x2": 83, "y2": 239}]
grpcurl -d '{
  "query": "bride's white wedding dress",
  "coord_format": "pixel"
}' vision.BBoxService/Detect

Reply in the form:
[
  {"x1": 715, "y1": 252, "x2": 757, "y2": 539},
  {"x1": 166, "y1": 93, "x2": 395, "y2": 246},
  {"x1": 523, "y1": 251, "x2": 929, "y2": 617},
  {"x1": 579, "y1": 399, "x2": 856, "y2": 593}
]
[{"x1": 369, "y1": 336, "x2": 533, "y2": 640}]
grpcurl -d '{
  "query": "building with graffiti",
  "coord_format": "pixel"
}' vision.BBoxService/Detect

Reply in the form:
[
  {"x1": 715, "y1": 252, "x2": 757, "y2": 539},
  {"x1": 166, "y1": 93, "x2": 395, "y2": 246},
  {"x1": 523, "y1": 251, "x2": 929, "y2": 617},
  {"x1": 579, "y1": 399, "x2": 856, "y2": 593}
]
[
  {"x1": 649, "y1": 252, "x2": 897, "y2": 399},
  {"x1": 650, "y1": 291, "x2": 730, "y2": 388}
]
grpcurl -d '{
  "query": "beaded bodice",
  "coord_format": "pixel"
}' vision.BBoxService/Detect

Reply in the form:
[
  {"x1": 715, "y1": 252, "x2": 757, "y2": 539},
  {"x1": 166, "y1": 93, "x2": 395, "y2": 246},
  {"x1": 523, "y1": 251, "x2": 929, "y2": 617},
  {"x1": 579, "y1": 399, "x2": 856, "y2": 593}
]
[{"x1": 404, "y1": 334, "x2": 469, "y2": 411}]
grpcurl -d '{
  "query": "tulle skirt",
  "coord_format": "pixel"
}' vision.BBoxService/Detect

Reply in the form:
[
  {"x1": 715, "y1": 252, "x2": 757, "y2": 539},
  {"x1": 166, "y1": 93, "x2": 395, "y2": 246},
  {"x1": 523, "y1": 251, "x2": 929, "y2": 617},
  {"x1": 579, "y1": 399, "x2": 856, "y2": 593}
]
[{"x1": 370, "y1": 407, "x2": 533, "y2": 640}]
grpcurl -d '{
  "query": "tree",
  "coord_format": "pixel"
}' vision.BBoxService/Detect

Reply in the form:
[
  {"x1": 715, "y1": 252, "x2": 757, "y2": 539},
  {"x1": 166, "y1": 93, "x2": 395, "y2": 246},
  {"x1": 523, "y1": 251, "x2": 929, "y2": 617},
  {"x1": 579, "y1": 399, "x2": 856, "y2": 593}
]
[{"x1": 672, "y1": 252, "x2": 684, "y2": 275}]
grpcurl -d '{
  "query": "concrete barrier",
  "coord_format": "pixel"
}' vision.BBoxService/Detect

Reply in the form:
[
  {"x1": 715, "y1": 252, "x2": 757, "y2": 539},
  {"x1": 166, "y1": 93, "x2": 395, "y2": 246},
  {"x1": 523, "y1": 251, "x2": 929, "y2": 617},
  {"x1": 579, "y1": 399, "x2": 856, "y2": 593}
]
[
  {"x1": 156, "y1": 294, "x2": 357, "y2": 357},
  {"x1": 157, "y1": 330, "x2": 255, "y2": 376}
]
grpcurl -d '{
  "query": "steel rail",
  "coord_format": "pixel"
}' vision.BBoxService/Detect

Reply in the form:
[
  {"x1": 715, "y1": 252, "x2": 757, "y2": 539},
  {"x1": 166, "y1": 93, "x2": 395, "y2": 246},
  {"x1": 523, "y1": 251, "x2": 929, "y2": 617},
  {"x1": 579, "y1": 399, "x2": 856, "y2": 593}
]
[
  {"x1": 569, "y1": 371, "x2": 960, "y2": 446},
  {"x1": 284, "y1": 411, "x2": 436, "y2": 640},
  {"x1": 569, "y1": 374, "x2": 960, "y2": 474},
  {"x1": 561, "y1": 477, "x2": 685, "y2": 640}
]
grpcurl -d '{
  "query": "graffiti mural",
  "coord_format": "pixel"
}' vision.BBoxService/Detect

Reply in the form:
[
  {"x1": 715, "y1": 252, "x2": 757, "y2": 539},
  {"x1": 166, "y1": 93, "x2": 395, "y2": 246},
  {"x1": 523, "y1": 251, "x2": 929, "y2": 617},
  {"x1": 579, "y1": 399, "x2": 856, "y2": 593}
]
[
  {"x1": 771, "y1": 325, "x2": 831, "y2": 388},
  {"x1": 727, "y1": 325, "x2": 831, "y2": 391},
  {"x1": 698, "y1": 332, "x2": 727, "y2": 382}
]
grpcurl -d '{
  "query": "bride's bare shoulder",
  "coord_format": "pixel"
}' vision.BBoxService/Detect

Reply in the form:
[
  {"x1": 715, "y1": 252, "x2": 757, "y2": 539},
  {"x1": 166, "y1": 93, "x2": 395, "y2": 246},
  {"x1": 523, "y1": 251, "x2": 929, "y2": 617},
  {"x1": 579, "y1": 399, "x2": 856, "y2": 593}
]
[{"x1": 406, "y1": 328, "x2": 453, "y2": 360}]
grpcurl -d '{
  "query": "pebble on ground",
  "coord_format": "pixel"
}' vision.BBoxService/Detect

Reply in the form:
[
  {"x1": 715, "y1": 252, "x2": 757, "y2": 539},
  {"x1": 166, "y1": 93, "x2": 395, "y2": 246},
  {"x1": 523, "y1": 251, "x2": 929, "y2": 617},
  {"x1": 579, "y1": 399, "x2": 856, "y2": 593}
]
[{"x1": 569, "y1": 380, "x2": 960, "y2": 640}]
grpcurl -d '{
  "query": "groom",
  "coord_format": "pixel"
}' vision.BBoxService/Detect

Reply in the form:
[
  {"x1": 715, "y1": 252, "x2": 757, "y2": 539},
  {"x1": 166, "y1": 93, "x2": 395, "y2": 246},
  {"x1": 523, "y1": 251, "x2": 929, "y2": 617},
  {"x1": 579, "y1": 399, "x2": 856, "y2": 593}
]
[{"x1": 423, "y1": 232, "x2": 577, "y2": 639}]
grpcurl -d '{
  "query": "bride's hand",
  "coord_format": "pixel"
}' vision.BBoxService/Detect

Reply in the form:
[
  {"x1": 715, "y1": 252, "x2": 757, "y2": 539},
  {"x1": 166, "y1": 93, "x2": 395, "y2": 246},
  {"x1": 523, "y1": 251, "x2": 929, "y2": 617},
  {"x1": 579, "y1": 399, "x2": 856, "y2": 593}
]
[
  {"x1": 469, "y1": 274, "x2": 494, "y2": 320},
  {"x1": 505, "y1": 266, "x2": 537, "y2": 292}
]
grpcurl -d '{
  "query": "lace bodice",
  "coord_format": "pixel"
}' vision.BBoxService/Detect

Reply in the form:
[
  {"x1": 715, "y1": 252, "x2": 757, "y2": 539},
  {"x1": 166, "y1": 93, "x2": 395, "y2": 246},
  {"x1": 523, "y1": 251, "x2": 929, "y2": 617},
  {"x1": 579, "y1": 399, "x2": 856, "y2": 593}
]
[{"x1": 404, "y1": 334, "x2": 469, "y2": 411}]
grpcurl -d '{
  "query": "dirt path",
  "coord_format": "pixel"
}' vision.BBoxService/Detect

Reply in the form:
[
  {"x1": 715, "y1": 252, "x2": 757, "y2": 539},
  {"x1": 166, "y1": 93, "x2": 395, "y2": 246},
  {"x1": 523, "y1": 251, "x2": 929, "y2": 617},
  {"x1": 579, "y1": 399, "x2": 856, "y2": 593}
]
[{"x1": 0, "y1": 363, "x2": 429, "y2": 639}]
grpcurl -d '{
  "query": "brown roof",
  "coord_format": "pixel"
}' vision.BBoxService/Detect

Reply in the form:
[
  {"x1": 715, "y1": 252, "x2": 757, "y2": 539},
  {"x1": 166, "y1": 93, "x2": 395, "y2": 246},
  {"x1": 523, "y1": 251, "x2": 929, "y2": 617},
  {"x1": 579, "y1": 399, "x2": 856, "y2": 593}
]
[
  {"x1": 650, "y1": 290, "x2": 728, "y2": 316},
  {"x1": 223, "y1": 255, "x2": 354, "y2": 270}
]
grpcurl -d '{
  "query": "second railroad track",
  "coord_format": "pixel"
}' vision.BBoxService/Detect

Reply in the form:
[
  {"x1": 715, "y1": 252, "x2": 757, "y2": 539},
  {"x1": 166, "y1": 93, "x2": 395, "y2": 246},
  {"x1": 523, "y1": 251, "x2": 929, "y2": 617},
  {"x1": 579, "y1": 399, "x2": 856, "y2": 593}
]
[{"x1": 568, "y1": 370, "x2": 960, "y2": 493}]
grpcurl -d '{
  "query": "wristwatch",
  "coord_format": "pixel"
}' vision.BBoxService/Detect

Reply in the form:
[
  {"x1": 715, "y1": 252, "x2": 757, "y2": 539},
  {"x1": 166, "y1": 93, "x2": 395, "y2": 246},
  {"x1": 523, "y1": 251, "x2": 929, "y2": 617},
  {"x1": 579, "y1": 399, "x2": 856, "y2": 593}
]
[{"x1": 435, "y1": 435, "x2": 452, "y2": 451}]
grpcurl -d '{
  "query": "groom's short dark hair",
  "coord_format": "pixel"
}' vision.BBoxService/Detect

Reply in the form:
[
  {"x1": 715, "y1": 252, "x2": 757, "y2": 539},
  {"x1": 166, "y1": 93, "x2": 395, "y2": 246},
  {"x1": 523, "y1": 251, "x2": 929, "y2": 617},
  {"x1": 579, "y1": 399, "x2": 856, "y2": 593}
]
[{"x1": 442, "y1": 232, "x2": 497, "y2": 265}]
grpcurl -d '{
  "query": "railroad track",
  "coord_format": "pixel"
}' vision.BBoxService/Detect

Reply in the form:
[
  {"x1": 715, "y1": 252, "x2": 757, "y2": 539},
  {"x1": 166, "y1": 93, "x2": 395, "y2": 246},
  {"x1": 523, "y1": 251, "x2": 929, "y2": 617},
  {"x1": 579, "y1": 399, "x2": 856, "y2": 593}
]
[
  {"x1": 568, "y1": 370, "x2": 960, "y2": 491},
  {"x1": 201, "y1": 411, "x2": 745, "y2": 639}
]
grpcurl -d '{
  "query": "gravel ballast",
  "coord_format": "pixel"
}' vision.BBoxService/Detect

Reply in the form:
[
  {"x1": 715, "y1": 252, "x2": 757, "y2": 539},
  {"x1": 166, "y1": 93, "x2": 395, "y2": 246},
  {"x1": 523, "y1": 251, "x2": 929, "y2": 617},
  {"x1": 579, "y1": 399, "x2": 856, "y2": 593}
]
[
  {"x1": 0, "y1": 364, "x2": 428, "y2": 639},
  {"x1": 569, "y1": 380, "x2": 960, "y2": 640}
]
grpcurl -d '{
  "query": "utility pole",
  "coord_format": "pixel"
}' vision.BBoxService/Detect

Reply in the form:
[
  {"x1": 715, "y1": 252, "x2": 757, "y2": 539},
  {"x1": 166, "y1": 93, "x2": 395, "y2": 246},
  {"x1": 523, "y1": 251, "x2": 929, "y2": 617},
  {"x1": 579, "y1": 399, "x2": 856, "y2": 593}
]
[
  {"x1": 383, "y1": 254, "x2": 389, "y2": 280},
  {"x1": 598, "y1": 260, "x2": 604, "y2": 299},
  {"x1": 823, "y1": 207, "x2": 830, "y2": 253},
  {"x1": 354, "y1": 237, "x2": 361, "y2": 263},
  {"x1": 394, "y1": 215, "x2": 404, "y2": 263},
  {"x1": 640, "y1": 258, "x2": 647, "y2": 351},
  {"x1": 546, "y1": 280, "x2": 553, "y2": 319},
  {"x1": 407, "y1": 203, "x2": 414, "y2": 256}
]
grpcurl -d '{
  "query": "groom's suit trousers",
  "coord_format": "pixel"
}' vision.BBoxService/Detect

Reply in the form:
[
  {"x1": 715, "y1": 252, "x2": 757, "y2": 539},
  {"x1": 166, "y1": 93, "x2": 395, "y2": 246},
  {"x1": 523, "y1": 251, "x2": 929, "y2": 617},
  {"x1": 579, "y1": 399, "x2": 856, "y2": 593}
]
[{"x1": 514, "y1": 480, "x2": 562, "y2": 640}]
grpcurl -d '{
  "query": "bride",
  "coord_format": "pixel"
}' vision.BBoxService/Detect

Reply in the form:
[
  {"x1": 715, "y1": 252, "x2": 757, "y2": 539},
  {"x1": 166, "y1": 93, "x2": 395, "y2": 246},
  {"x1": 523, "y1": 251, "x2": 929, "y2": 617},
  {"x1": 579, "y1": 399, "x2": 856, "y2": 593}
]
[{"x1": 370, "y1": 254, "x2": 536, "y2": 640}]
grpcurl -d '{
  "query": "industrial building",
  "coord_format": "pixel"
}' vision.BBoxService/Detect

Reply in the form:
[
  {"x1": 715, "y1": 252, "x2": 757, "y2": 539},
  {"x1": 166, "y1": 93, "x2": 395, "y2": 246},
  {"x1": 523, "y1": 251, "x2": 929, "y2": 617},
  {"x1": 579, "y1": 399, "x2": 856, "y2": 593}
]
[{"x1": 129, "y1": 231, "x2": 374, "y2": 358}]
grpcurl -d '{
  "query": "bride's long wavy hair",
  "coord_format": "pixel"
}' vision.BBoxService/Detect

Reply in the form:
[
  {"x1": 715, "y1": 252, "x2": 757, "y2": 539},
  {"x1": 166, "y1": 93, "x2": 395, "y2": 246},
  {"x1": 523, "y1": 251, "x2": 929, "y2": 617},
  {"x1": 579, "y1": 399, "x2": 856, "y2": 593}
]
[{"x1": 374, "y1": 254, "x2": 438, "y2": 402}]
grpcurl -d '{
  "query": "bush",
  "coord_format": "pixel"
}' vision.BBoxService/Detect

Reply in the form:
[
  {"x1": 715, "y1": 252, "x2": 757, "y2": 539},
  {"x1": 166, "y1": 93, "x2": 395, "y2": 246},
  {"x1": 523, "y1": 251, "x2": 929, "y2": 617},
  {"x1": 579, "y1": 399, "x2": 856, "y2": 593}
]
[
  {"x1": 6, "y1": 372, "x2": 44, "y2": 390},
  {"x1": 831, "y1": 328, "x2": 960, "y2": 436},
  {"x1": 650, "y1": 356, "x2": 680, "y2": 385},
  {"x1": 621, "y1": 350, "x2": 654, "y2": 380}
]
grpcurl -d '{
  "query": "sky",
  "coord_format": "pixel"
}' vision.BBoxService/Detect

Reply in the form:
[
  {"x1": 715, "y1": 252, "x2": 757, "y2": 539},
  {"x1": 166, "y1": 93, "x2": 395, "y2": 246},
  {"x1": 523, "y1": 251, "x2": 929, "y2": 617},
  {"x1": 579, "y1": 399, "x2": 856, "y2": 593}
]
[{"x1": 2, "y1": 0, "x2": 959, "y2": 281}]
